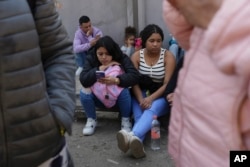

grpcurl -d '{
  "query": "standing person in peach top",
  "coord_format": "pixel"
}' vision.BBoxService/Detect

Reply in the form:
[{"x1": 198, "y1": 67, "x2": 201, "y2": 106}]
[{"x1": 162, "y1": 0, "x2": 250, "y2": 166}]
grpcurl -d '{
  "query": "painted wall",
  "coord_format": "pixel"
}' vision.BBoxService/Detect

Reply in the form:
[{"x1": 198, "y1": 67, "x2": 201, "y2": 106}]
[
  {"x1": 56, "y1": 0, "x2": 170, "y2": 48},
  {"x1": 144, "y1": 0, "x2": 171, "y2": 48}
]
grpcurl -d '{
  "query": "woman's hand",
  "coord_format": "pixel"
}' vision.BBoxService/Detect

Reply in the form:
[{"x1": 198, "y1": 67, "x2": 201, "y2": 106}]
[
  {"x1": 86, "y1": 27, "x2": 93, "y2": 36},
  {"x1": 98, "y1": 76, "x2": 118, "y2": 85},
  {"x1": 166, "y1": 93, "x2": 174, "y2": 106},
  {"x1": 140, "y1": 96, "x2": 153, "y2": 110}
]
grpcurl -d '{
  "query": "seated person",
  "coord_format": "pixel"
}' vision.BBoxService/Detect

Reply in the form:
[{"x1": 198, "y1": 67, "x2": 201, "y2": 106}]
[
  {"x1": 116, "y1": 24, "x2": 176, "y2": 159},
  {"x1": 164, "y1": 55, "x2": 184, "y2": 106},
  {"x1": 73, "y1": 15, "x2": 103, "y2": 75},
  {"x1": 79, "y1": 36, "x2": 140, "y2": 136},
  {"x1": 120, "y1": 26, "x2": 136, "y2": 57}
]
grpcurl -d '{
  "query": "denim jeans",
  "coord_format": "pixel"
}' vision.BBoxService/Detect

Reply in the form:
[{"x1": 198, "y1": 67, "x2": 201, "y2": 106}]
[
  {"x1": 132, "y1": 90, "x2": 170, "y2": 141},
  {"x1": 80, "y1": 88, "x2": 132, "y2": 119},
  {"x1": 75, "y1": 52, "x2": 87, "y2": 67}
]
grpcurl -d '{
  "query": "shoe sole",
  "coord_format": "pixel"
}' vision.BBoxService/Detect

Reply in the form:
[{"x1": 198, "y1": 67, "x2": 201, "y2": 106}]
[
  {"x1": 82, "y1": 128, "x2": 95, "y2": 136},
  {"x1": 116, "y1": 131, "x2": 129, "y2": 153},
  {"x1": 82, "y1": 131, "x2": 94, "y2": 136},
  {"x1": 130, "y1": 138, "x2": 146, "y2": 159}
]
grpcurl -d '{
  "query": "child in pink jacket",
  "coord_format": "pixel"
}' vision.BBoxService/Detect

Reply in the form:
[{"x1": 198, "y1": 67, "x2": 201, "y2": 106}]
[{"x1": 162, "y1": 0, "x2": 250, "y2": 166}]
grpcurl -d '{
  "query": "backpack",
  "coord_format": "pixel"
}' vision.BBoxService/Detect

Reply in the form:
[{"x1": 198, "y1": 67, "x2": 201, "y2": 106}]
[{"x1": 91, "y1": 65, "x2": 124, "y2": 108}]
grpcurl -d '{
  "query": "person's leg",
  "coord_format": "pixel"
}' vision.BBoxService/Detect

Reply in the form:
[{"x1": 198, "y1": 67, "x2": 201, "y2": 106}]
[
  {"x1": 116, "y1": 88, "x2": 132, "y2": 132},
  {"x1": 132, "y1": 97, "x2": 170, "y2": 141},
  {"x1": 80, "y1": 87, "x2": 115, "y2": 117},
  {"x1": 75, "y1": 52, "x2": 86, "y2": 75},
  {"x1": 116, "y1": 88, "x2": 131, "y2": 117},
  {"x1": 132, "y1": 97, "x2": 143, "y2": 124},
  {"x1": 80, "y1": 90, "x2": 97, "y2": 119},
  {"x1": 80, "y1": 90, "x2": 102, "y2": 135},
  {"x1": 125, "y1": 97, "x2": 169, "y2": 158},
  {"x1": 132, "y1": 90, "x2": 147, "y2": 124},
  {"x1": 116, "y1": 90, "x2": 145, "y2": 157},
  {"x1": 75, "y1": 52, "x2": 86, "y2": 67}
]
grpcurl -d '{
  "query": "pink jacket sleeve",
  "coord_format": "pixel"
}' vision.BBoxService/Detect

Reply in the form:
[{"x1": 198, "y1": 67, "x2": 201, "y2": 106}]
[
  {"x1": 204, "y1": 0, "x2": 250, "y2": 149},
  {"x1": 204, "y1": 0, "x2": 250, "y2": 76},
  {"x1": 162, "y1": 0, "x2": 193, "y2": 50},
  {"x1": 240, "y1": 98, "x2": 250, "y2": 149}
]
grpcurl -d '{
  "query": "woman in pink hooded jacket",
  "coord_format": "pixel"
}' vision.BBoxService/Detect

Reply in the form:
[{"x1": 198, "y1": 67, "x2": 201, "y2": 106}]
[{"x1": 162, "y1": 0, "x2": 250, "y2": 166}]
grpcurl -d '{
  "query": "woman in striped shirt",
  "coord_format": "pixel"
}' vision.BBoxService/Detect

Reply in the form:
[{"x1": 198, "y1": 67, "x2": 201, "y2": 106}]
[{"x1": 116, "y1": 24, "x2": 176, "y2": 158}]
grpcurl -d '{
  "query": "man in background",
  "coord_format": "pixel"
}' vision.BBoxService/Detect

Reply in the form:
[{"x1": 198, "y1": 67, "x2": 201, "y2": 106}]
[{"x1": 73, "y1": 15, "x2": 103, "y2": 75}]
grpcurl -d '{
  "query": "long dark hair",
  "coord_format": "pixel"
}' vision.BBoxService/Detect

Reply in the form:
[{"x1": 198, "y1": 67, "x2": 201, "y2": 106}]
[
  {"x1": 79, "y1": 15, "x2": 90, "y2": 25},
  {"x1": 139, "y1": 24, "x2": 164, "y2": 48},
  {"x1": 93, "y1": 36, "x2": 123, "y2": 62},
  {"x1": 124, "y1": 26, "x2": 136, "y2": 40}
]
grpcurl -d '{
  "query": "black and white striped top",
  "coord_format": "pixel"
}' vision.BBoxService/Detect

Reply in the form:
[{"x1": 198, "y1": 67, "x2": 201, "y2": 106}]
[{"x1": 139, "y1": 48, "x2": 166, "y2": 83}]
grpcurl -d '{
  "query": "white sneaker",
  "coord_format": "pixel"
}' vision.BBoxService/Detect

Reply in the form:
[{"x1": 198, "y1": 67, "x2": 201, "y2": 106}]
[
  {"x1": 129, "y1": 136, "x2": 146, "y2": 159},
  {"x1": 83, "y1": 118, "x2": 97, "y2": 136},
  {"x1": 121, "y1": 117, "x2": 132, "y2": 132},
  {"x1": 75, "y1": 67, "x2": 83, "y2": 76},
  {"x1": 116, "y1": 130, "x2": 132, "y2": 153}
]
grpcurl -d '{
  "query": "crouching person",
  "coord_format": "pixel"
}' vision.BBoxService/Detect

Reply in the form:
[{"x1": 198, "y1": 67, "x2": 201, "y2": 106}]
[{"x1": 79, "y1": 36, "x2": 140, "y2": 136}]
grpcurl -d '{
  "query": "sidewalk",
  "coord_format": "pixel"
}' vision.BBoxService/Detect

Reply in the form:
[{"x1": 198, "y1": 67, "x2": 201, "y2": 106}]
[{"x1": 68, "y1": 77, "x2": 175, "y2": 167}]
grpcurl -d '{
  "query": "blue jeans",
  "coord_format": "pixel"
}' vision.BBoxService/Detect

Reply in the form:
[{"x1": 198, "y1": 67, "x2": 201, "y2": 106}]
[
  {"x1": 132, "y1": 90, "x2": 170, "y2": 141},
  {"x1": 80, "y1": 88, "x2": 132, "y2": 119},
  {"x1": 75, "y1": 52, "x2": 87, "y2": 67}
]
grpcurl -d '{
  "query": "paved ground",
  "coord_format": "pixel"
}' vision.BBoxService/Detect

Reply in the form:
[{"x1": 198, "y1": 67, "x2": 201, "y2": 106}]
[
  {"x1": 66, "y1": 77, "x2": 175, "y2": 167},
  {"x1": 66, "y1": 112, "x2": 174, "y2": 167}
]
